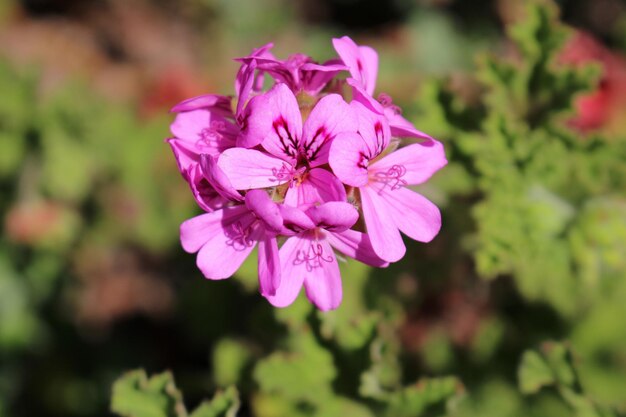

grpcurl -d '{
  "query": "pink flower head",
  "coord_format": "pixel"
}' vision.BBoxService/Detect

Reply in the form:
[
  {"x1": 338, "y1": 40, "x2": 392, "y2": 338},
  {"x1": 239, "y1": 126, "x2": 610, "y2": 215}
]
[
  {"x1": 329, "y1": 102, "x2": 447, "y2": 262},
  {"x1": 168, "y1": 37, "x2": 446, "y2": 310}
]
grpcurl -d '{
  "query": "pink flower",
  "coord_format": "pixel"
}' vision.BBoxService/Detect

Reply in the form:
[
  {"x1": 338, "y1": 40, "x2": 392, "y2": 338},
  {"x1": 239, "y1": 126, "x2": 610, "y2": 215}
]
[
  {"x1": 267, "y1": 202, "x2": 386, "y2": 310},
  {"x1": 219, "y1": 83, "x2": 357, "y2": 205},
  {"x1": 333, "y1": 37, "x2": 433, "y2": 141},
  {"x1": 167, "y1": 95, "x2": 239, "y2": 211},
  {"x1": 167, "y1": 36, "x2": 446, "y2": 310},
  {"x1": 180, "y1": 189, "x2": 282, "y2": 296},
  {"x1": 236, "y1": 47, "x2": 346, "y2": 95},
  {"x1": 332, "y1": 36, "x2": 378, "y2": 96},
  {"x1": 329, "y1": 102, "x2": 447, "y2": 262}
]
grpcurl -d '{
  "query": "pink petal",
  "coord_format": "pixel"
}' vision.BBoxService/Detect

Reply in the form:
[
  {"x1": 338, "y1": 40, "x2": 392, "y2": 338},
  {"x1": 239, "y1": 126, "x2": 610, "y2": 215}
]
[
  {"x1": 195, "y1": 210, "x2": 261, "y2": 279},
  {"x1": 188, "y1": 165, "x2": 228, "y2": 212},
  {"x1": 279, "y1": 205, "x2": 316, "y2": 235},
  {"x1": 235, "y1": 43, "x2": 274, "y2": 101},
  {"x1": 217, "y1": 148, "x2": 292, "y2": 190},
  {"x1": 167, "y1": 138, "x2": 199, "y2": 178},
  {"x1": 170, "y1": 110, "x2": 209, "y2": 142},
  {"x1": 326, "y1": 229, "x2": 389, "y2": 267},
  {"x1": 248, "y1": 56, "x2": 303, "y2": 89},
  {"x1": 305, "y1": 202, "x2": 358, "y2": 232},
  {"x1": 258, "y1": 234, "x2": 281, "y2": 296},
  {"x1": 372, "y1": 184, "x2": 442, "y2": 243},
  {"x1": 301, "y1": 61, "x2": 347, "y2": 72},
  {"x1": 180, "y1": 205, "x2": 249, "y2": 253},
  {"x1": 200, "y1": 154, "x2": 243, "y2": 202},
  {"x1": 352, "y1": 100, "x2": 390, "y2": 158},
  {"x1": 348, "y1": 78, "x2": 385, "y2": 115},
  {"x1": 370, "y1": 140, "x2": 447, "y2": 186},
  {"x1": 196, "y1": 234, "x2": 259, "y2": 280},
  {"x1": 359, "y1": 185, "x2": 406, "y2": 262},
  {"x1": 356, "y1": 46, "x2": 378, "y2": 96},
  {"x1": 245, "y1": 189, "x2": 283, "y2": 233},
  {"x1": 234, "y1": 43, "x2": 275, "y2": 66},
  {"x1": 390, "y1": 124, "x2": 434, "y2": 140},
  {"x1": 284, "y1": 168, "x2": 347, "y2": 206},
  {"x1": 301, "y1": 94, "x2": 357, "y2": 167},
  {"x1": 236, "y1": 59, "x2": 257, "y2": 119},
  {"x1": 170, "y1": 111, "x2": 237, "y2": 154},
  {"x1": 265, "y1": 236, "x2": 306, "y2": 308},
  {"x1": 300, "y1": 61, "x2": 347, "y2": 95},
  {"x1": 332, "y1": 36, "x2": 378, "y2": 95},
  {"x1": 302, "y1": 239, "x2": 342, "y2": 311},
  {"x1": 237, "y1": 84, "x2": 302, "y2": 161},
  {"x1": 170, "y1": 94, "x2": 233, "y2": 118},
  {"x1": 328, "y1": 132, "x2": 369, "y2": 187}
]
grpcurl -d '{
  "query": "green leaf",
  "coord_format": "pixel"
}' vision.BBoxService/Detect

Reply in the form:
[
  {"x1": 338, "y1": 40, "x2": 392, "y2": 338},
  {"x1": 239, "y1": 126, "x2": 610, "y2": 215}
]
[
  {"x1": 518, "y1": 350, "x2": 555, "y2": 394},
  {"x1": 212, "y1": 339, "x2": 252, "y2": 387},
  {"x1": 384, "y1": 377, "x2": 463, "y2": 417},
  {"x1": 318, "y1": 260, "x2": 377, "y2": 350},
  {"x1": 110, "y1": 370, "x2": 186, "y2": 417},
  {"x1": 253, "y1": 333, "x2": 336, "y2": 404},
  {"x1": 189, "y1": 386, "x2": 240, "y2": 417},
  {"x1": 517, "y1": 343, "x2": 625, "y2": 417}
]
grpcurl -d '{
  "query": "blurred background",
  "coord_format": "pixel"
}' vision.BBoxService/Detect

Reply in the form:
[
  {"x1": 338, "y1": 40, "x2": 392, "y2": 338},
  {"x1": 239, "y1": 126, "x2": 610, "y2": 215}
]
[{"x1": 1, "y1": 0, "x2": 626, "y2": 416}]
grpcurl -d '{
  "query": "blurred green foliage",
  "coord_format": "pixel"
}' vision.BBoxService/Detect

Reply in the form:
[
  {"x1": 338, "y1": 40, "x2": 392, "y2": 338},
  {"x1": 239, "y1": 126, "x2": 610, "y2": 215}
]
[
  {"x1": 0, "y1": 0, "x2": 625, "y2": 416},
  {"x1": 518, "y1": 342, "x2": 624, "y2": 417},
  {"x1": 111, "y1": 370, "x2": 240, "y2": 417}
]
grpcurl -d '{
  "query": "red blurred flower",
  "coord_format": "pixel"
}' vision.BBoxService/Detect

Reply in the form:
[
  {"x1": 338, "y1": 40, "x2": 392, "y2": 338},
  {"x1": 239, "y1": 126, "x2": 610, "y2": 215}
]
[
  {"x1": 139, "y1": 66, "x2": 209, "y2": 118},
  {"x1": 559, "y1": 30, "x2": 626, "y2": 132}
]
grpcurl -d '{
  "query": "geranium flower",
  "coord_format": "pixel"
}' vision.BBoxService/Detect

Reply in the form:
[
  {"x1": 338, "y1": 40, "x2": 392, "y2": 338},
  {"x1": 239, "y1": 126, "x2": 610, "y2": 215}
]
[
  {"x1": 329, "y1": 101, "x2": 447, "y2": 262},
  {"x1": 333, "y1": 36, "x2": 433, "y2": 141},
  {"x1": 267, "y1": 202, "x2": 386, "y2": 310},
  {"x1": 236, "y1": 46, "x2": 346, "y2": 95},
  {"x1": 180, "y1": 189, "x2": 282, "y2": 296},
  {"x1": 168, "y1": 36, "x2": 446, "y2": 310}
]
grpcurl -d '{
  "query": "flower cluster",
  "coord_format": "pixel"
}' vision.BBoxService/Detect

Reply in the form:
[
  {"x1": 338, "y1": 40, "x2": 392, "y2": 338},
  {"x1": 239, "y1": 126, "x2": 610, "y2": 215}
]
[{"x1": 167, "y1": 37, "x2": 447, "y2": 310}]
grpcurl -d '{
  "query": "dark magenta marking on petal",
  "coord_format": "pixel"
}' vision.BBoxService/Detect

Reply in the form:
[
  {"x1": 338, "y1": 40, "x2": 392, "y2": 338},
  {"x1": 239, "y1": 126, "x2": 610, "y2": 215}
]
[
  {"x1": 374, "y1": 121, "x2": 385, "y2": 154},
  {"x1": 302, "y1": 125, "x2": 333, "y2": 164},
  {"x1": 358, "y1": 151, "x2": 369, "y2": 169},
  {"x1": 273, "y1": 116, "x2": 298, "y2": 158}
]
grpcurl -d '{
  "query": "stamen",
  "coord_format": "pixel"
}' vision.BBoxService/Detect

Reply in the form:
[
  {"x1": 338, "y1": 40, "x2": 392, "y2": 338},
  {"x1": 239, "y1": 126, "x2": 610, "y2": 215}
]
[
  {"x1": 197, "y1": 120, "x2": 230, "y2": 150},
  {"x1": 293, "y1": 242, "x2": 333, "y2": 272},
  {"x1": 270, "y1": 163, "x2": 295, "y2": 183},
  {"x1": 372, "y1": 164, "x2": 407, "y2": 193},
  {"x1": 225, "y1": 221, "x2": 254, "y2": 251},
  {"x1": 377, "y1": 93, "x2": 402, "y2": 116}
]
